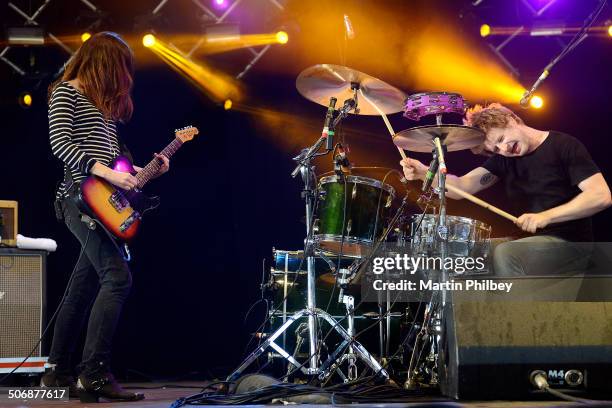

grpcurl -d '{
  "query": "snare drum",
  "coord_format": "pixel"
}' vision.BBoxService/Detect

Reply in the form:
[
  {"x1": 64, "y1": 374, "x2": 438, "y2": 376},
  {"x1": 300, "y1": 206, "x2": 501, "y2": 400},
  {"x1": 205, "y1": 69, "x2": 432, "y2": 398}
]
[
  {"x1": 314, "y1": 175, "x2": 395, "y2": 257},
  {"x1": 410, "y1": 214, "x2": 491, "y2": 264}
]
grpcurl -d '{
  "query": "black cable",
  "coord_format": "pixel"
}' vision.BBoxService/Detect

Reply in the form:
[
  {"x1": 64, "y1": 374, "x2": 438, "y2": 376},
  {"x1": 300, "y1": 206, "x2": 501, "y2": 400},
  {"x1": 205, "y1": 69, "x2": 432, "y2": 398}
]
[
  {"x1": 0, "y1": 228, "x2": 91, "y2": 385},
  {"x1": 323, "y1": 158, "x2": 348, "y2": 315},
  {"x1": 170, "y1": 377, "x2": 448, "y2": 406}
]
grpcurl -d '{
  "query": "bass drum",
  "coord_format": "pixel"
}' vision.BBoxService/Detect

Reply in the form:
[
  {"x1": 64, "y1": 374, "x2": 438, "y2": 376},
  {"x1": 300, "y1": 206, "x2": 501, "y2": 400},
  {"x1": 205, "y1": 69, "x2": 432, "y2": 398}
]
[{"x1": 314, "y1": 175, "x2": 395, "y2": 258}]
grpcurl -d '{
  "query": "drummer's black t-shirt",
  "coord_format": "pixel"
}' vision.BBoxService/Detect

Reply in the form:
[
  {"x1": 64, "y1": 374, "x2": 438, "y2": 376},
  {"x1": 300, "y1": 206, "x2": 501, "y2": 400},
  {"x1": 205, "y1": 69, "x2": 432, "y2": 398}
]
[{"x1": 482, "y1": 131, "x2": 600, "y2": 242}]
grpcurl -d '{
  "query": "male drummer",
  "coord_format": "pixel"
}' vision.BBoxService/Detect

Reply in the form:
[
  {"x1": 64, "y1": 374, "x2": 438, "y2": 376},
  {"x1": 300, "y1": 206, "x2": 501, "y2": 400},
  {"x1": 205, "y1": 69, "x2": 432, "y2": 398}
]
[{"x1": 400, "y1": 103, "x2": 612, "y2": 276}]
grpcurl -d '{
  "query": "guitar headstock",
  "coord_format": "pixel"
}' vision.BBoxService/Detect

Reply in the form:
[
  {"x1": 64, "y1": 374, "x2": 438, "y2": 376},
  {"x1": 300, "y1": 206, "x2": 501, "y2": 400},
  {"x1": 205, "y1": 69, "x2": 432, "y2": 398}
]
[{"x1": 175, "y1": 126, "x2": 199, "y2": 143}]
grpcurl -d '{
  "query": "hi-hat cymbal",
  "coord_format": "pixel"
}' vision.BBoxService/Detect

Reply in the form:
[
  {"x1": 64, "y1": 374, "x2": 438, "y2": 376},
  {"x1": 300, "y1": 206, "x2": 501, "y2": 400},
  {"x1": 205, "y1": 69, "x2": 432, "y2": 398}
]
[
  {"x1": 296, "y1": 64, "x2": 407, "y2": 115},
  {"x1": 393, "y1": 124, "x2": 485, "y2": 152}
]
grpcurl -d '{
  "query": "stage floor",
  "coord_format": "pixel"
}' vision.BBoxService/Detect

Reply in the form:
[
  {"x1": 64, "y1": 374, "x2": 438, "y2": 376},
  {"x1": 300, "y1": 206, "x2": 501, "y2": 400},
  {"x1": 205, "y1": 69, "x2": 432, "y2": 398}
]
[{"x1": 0, "y1": 382, "x2": 594, "y2": 408}]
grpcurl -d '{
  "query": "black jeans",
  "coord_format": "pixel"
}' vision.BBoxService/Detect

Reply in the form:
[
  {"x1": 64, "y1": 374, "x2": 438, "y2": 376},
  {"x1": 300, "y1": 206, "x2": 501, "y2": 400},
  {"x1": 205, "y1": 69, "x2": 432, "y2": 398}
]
[{"x1": 48, "y1": 198, "x2": 132, "y2": 377}]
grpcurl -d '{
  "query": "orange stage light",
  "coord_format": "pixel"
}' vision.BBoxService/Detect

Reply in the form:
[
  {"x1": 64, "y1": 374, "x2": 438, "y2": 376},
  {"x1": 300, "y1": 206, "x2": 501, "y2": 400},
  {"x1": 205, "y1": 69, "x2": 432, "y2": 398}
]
[{"x1": 530, "y1": 95, "x2": 543, "y2": 109}]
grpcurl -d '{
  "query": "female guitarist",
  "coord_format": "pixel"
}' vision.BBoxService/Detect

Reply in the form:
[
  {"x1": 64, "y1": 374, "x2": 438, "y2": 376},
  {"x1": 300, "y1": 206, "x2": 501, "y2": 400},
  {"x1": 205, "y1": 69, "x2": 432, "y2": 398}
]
[{"x1": 42, "y1": 32, "x2": 169, "y2": 402}]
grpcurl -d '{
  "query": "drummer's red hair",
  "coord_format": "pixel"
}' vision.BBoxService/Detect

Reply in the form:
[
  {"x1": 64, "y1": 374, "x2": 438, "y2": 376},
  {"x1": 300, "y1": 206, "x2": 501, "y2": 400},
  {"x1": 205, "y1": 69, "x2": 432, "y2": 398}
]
[{"x1": 464, "y1": 103, "x2": 524, "y2": 155}]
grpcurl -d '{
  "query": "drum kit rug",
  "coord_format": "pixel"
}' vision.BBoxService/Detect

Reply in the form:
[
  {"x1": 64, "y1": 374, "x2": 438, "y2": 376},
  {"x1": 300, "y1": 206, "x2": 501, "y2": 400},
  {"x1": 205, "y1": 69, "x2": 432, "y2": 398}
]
[{"x1": 227, "y1": 64, "x2": 512, "y2": 387}]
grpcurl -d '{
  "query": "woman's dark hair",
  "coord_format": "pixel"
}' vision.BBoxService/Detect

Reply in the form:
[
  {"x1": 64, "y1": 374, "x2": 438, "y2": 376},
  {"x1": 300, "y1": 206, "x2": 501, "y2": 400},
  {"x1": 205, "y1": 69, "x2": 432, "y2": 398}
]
[{"x1": 49, "y1": 32, "x2": 134, "y2": 122}]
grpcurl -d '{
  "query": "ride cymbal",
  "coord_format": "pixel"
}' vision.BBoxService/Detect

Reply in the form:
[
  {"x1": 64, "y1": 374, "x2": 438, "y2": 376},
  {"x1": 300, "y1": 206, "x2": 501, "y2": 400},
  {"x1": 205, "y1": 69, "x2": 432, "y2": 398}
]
[{"x1": 296, "y1": 64, "x2": 407, "y2": 115}]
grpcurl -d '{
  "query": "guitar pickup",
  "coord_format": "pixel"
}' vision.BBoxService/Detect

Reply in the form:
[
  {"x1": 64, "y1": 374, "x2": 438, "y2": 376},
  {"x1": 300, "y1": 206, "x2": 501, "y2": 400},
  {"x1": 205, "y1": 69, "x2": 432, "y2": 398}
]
[
  {"x1": 119, "y1": 211, "x2": 140, "y2": 233},
  {"x1": 109, "y1": 191, "x2": 130, "y2": 212}
]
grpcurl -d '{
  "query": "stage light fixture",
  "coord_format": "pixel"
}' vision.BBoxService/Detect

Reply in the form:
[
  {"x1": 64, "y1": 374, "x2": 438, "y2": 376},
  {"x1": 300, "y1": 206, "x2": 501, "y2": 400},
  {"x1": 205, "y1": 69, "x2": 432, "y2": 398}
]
[
  {"x1": 224, "y1": 99, "x2": 233, "y2": 110},
  {"x1": 530, "y1": 95, "x2": 543, "y2": 109},
  {"x1": 214, "y1": 0, "x2": 226, "y2": 5},
  {"x1": 142, "y1": 34, "x2": 156, "y2": 48},
  {"x1": 480, "y1": 24, "x2": 491, "y2": 38},
  {"x1": 81, "y1": 32, "x2": 92, "y2": 42},
  {"x1": 205, "y1": 23, "x2": 240, "y2": 43},
  {"x1": 144, "y1": 35, "x2": 241, "y2": 102},
  {"x1": 7, "y1": 27, "x2": 45, "y2": 45},
  {"x1": 19, "y1": 92, "x2": 33, "y2": 108},
  {"x1": 276, "y1": 31, "x2": 289, "y2": 44},
  {"x1": 608, "y1": 25, "x2": 612, "y2": 37}
]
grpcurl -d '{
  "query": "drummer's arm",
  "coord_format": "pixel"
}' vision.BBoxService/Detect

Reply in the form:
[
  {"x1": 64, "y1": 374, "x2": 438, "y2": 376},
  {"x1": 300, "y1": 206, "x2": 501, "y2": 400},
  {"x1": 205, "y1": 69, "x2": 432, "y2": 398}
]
[
  {"x1": 401, "y1": 159, "x2": 498, "y2": 199},
  {"x1": 445, "y1": 167, "x2": 499, "y2": 199}
]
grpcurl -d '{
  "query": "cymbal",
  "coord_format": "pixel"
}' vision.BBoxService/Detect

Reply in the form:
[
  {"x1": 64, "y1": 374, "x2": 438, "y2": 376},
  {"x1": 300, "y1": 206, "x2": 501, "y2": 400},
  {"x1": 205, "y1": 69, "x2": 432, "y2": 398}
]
[
  {"x1": 393, "y1": 124, "x2": 485, "y2": 153},
  {"x1": 296, "y1": 64, "x2": 407, "y2": 115}
]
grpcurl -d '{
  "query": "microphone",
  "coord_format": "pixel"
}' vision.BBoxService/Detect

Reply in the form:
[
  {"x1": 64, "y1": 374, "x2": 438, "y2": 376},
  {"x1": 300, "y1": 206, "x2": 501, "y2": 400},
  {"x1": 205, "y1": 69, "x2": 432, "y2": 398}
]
[
  {"x1": 334, "y1": 143, "x2": 352, "y2": 175},
  {"x1": 421, "y1": 157, "x2": 439, "y2": 192},
  {"x1": 520, "y1": 68, "x2": 550, "y2": 108},
  {"x1": 343, "y1": 15, "x2": 355, "y2": 39},
  {"x1": 433, "y1": 137, "x2": 447, "y2": 175},
  {"x1": 323, "y1": 97, "x2": 337, "y2": 150},
  {"x1": 331, "y1": 98, "x2": 356, "y2": 128}
]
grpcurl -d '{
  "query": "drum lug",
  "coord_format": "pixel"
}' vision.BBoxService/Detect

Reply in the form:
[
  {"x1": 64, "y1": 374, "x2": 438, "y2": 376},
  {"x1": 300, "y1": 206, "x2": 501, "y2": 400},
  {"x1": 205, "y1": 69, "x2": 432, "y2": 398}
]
[
  {"x1": 318, "y1": 190, "x2": 327, "y2": 200},
  {"x1": 437, "y1": 225, "x2": 448, "y2": 241},
  {"x1": 351, "y1": 183, "x2": 357, "y2": 199},
  {"x1": 385, "y1": 194, "x2": 393, "y2": 208},
  {"x1": 346, "y1": 219, "x2": 352, "y2": 234}
]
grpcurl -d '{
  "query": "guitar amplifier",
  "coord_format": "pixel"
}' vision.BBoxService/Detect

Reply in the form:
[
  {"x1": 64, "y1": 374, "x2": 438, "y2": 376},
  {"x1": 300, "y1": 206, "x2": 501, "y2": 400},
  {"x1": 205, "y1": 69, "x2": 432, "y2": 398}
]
[
  {"x1": 0, "y1": 200, "x2": 18, "y2": 247},
  {"x1": 0, "y1": 248, "x2": 48, "y2": 374}
]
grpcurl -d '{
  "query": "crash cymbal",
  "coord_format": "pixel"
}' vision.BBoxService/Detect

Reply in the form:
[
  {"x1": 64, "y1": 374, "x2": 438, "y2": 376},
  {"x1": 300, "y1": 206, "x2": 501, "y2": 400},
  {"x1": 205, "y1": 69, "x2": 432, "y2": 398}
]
[
  {"x1": 393, "y1": 124, "x2": 485, "y2": 153},
  {"x1": 296, "y1": 64, "x2": 407, "y2": 115}
]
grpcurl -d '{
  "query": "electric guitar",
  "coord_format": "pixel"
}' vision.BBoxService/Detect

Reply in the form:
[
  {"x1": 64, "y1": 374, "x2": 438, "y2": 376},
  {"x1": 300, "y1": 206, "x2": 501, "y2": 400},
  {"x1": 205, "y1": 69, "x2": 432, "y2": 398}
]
[{"x1": 75, "y1": 126, "x2": 199, "y2": 241}]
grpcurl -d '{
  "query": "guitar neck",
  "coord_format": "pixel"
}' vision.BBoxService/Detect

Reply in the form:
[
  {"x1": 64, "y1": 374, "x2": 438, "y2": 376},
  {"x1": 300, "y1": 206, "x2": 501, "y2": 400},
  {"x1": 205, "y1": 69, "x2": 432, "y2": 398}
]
[{"x1": 135, "y1": 138, "x2": 183, "y2": 188}]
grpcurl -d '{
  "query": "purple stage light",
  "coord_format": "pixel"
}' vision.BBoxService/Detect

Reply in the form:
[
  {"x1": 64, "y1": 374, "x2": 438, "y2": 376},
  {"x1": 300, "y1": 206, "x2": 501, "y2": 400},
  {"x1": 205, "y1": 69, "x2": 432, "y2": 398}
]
[{"x1": 213, "y1": 0, "x2": 228, "y2": 9}]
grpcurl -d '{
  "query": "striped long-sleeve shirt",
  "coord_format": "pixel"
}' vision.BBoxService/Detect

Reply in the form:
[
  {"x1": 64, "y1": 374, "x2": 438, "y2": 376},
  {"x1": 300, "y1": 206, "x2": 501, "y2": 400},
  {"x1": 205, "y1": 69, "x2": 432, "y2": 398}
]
[{"x1": 49, "y1": 82, "x2": 125, "y2": 198}]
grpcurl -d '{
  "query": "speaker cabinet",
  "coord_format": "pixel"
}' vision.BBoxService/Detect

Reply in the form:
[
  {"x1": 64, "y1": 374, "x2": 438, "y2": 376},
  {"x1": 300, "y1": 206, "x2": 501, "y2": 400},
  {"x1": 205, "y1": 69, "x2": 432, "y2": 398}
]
[
  {"x1": 0, "y1": 248, "x2": 48, "y2": 373},
  {"x1": 439, "y1": 293, "x2": 612, "y2": 399}
]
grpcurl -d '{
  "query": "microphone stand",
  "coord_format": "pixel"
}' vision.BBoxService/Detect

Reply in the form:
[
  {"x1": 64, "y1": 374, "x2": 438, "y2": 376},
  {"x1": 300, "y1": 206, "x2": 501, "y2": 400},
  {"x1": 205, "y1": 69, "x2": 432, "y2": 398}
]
[
  {"x1": 406, "y1": 117, "x2": 449, "y2": 388},
  {"x1": 229, "y1": 95, "x2": 388, "y2": 382}
]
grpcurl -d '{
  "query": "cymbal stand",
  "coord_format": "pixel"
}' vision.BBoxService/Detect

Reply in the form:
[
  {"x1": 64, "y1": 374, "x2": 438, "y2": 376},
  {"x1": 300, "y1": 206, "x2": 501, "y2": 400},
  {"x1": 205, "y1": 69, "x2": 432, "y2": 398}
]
[
  {"x1": 228, "y1": 95, "x2": 388, "y2": 382},
  {"x1": 405, "y1": 119, "x2": 450, "y2": 388}
]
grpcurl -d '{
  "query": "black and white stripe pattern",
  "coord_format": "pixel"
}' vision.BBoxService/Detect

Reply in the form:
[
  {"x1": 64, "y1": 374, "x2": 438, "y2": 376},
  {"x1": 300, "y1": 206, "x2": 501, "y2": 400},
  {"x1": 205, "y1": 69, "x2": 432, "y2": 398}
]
[{"x1": 49, "y1": 82, "x2": 121, "y2": 198}]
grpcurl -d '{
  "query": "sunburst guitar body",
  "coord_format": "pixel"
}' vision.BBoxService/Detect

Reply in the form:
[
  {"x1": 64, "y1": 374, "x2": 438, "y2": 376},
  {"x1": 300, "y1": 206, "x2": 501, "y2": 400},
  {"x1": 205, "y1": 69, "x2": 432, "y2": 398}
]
[{"x1": 75, "y1": 126, "x2": 199, "y2": 241}]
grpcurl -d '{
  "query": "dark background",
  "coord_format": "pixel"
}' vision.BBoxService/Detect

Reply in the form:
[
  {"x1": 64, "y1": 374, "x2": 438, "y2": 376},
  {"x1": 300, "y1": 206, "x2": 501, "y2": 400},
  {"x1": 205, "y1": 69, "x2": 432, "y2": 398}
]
[{"x1": 1, "y1": 0, "x2": 611, "y2": 380}]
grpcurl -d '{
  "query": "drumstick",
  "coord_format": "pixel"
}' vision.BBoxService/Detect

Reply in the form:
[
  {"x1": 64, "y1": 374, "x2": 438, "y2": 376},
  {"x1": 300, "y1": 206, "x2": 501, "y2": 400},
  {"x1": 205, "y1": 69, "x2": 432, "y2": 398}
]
[
  {"x1": 445, "y1": 184, "x2": 518, "y2": 223},
  {"x1": 358, "y1": 89, "x2": 409, "y2": 160}
]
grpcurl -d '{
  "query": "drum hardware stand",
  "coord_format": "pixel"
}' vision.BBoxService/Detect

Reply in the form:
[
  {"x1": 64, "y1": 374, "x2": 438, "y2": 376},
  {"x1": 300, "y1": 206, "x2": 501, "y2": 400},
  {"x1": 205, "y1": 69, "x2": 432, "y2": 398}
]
[
  {"x1": 405, "y1": 129, "x2": 450, "y2": 389},
  {"x1": 229, "y1": 95, "x2": 388, "y2": 382}
]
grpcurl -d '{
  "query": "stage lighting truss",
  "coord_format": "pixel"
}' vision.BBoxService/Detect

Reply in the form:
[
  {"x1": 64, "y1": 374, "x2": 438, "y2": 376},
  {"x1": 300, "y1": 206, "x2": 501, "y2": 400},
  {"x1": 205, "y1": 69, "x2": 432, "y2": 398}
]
[
  {"x1": 0, "y1": 0, "x2": 103, "y2": 77},
  {"x1": 149, "y1": 0, "x2": 286, "y2": 79},
  {"x1": 470, "y1": 0, "x2": 598, "y2": 81},
  {"x1": 472, "y1": 0, "x2": 563, "y2": 77}
]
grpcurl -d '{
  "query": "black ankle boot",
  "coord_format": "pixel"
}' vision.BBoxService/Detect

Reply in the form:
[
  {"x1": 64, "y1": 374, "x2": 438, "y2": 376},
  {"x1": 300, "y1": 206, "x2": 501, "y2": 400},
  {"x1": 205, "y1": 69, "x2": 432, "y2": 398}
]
[
  {"x1": 77, "y1": 372, "x2": 144, "y2": 403},
  {"x1": 40, "y1": 367, "x2": 79, "y2": 398}
]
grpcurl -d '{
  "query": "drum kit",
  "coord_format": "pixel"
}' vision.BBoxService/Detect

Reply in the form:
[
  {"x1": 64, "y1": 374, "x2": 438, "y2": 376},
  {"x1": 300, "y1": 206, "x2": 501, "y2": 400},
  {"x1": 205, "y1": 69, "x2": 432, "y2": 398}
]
[{"x1": 228, "y1": 64, "x2": 515, "y2": 387}]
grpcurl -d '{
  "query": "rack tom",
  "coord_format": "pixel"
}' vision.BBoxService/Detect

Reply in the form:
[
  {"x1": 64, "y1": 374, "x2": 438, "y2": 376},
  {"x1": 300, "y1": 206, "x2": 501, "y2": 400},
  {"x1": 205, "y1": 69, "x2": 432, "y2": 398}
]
[{"x1": 314, "y1": 175, "x2": 395, "y2": 257}]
